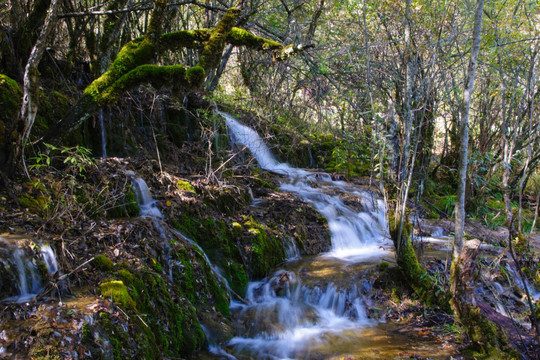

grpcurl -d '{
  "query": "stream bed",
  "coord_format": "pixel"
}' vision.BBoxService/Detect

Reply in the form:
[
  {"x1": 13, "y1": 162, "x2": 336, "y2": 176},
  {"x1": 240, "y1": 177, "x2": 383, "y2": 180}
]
[{"x1": 203, "y1": 112, "x2": 458, "y2": 359}]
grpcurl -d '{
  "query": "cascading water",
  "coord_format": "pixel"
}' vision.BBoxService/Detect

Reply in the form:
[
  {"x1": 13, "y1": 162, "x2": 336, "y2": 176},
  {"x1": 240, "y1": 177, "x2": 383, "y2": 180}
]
[
  {"x1": 0, "y1": 236, "x2": 59, "y2": 303},
  {"x1": 99, "y1": 108, "x2": 107, "y2": 158},
  {"x1": 219, "y1": 111, "x2": 396, "y2": 359},
  {"x1": 126, "y1": 171, "x2": 163, "y2": 219}
]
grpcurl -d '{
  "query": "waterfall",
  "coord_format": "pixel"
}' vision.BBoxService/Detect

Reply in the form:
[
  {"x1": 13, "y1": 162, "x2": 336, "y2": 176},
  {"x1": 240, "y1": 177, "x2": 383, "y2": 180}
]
[
  {"x1": 41, "y1": 245, "x2": 59, "y2": 275},
  {"x1": 0, "y1": 237, "x2": 59, "y2": 303},
  {"x1": 219, "y1": 111, "x2": 390, "y2": 259},
  {"x1": 99, "y1": 108, "x2": 107, "y2": 158},
  {"x1": 126, "y1": 171, "x2": 164, "y2": 220},
  {"x1": 219, "y1": 111, "x2": 393, "y2": 359}
]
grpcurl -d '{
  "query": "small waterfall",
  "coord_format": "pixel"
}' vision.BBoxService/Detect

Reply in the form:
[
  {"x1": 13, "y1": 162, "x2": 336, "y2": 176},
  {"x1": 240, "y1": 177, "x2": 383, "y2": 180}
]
[
  {"x1": 0, "y1": 237, "x2": 59, "y2": 303},
  {"x1": 283, "y1": 238, "x2": 300, "y2": 261},
  {"x1": 126, "y1": 171, "x2": 164, "y2": 220},
  {"x1": 13, "y1": 249, "x2": 41, "y2": 297},
  {"x1": 220, "y1": 111, "x2": 390, "y2": 258},
  {"x1": 505, "y1": 263, "x2": 540, "y2": 301},
  {"x1": 229, "y1": 270, "x2": 372, "y2": 359},
  {"x1": 99, "y1": 108, "x2": 107, "y2": 158},
  {"x1": 41, "y1": 245, "x2": 59, "y2": 275},
  {"x1": 219, "y1": 111, "x2": 392, "y2": 359}
]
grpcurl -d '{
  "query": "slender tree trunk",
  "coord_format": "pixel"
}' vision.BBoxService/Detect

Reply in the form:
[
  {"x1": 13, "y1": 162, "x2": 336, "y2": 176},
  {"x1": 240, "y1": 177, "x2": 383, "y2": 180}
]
[
  {"x1": 532, "y1": 187, "x2": 540, "y2": 234},
  {"x1": 396, "y1": 0, "x2": 413, "y2": 247},
  {"x1": 452, "y1": 0, "x2": 483, "y2": 292},
  {"x1": 17, "y1": 0, "x2": 61, "y2": 177},
  {"x1": 518, "y1": 49, "x2": 538, "y2": 232}
]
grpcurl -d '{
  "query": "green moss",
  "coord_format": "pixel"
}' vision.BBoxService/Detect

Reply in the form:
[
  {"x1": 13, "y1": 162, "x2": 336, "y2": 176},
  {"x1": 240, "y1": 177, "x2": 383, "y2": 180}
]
[
  {"x1": 93, "y1": 254, "x2": 114, "y2": 272},
  {"x1": 124, "y1": 184, "x2": 140, "y2": 216},
  {"x1": 378, "y1": 261, "x2": 390, "y2": 271},
  {"x1": 100, "y1": 279, "x2": 136, "y2": 309},
  {"x1": 185, "y1": 66, "x2": 205, "y2": 88},
  {"x1": 389, "y1": 217, "x2": 451, "y2": 312},
  {"x1": 245, "y1": 218, "x2": 286, "y2": 279},
  {"x1": 84, "y1": 37, "x2": 154, "y2": 102},
  {"x1": 34, "y1": 90, "x2": 72, "y2": 137},
  {"x1": 227, "y1": 27, "x2": 283, "y2": 51},
  {"x1": 0, "y1": 74, "x2": 22, "y2": 149},
  {"x1": 160, "y1": 29, "x2": 211, "y2": 50},
  {"x1": 81, "y1": 322, "x2": 93, "y2": 345},
  {"x1": 99, "y1": 64, "x2": 188, "y2": 105},
  {"x1": 197, "y1": 8, "x2": 241, "y2": 70},
  {"x1": 98, "y1": 311, "x2": 130, "y2": 360},
  {"x1": 18, "y1": 193, "x2": 49, "y2": 214},
  {"x1": 108, "y1": 184, "x2": 140, "y2": 218},
  {"x1": 459, "y1": 304, "x2": 519, "y2": 359},
  {"x1": 118, "y1": 268, "x2": 205, "y2": 356},
  {"x1": 177, "y1": 179, "x2": 195, "y2": 193}
]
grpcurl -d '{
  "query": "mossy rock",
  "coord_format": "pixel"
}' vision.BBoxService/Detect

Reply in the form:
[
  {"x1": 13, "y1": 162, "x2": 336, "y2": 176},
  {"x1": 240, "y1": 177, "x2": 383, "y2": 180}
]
[
  {"x1": 107, "y1": 184, "x2": 140, "y2": 218},
  {"x1": 244, "y1": 218, "x2": 286, "y2": 279},
  {"x1": 18, "y1": 193, "x2": 50, "y2": 215},
  {"x1": 94, "y1": 254, "x2": 114, "y2": 272},
  {"x1": 100, "y1": 279, "x2": 136, "y2": 309},
  {"x1": 33, "y1": 90, "x2": 72, "y2": 137},
  {"x1": 177, "y1": 179, "x2": 195, "y2": 193}
]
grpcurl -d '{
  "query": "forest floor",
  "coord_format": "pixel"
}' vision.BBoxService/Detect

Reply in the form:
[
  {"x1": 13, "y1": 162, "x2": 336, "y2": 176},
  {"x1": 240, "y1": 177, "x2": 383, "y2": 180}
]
[{"x1": 1, "y1": 140, "x2": 539, "y2": 359}]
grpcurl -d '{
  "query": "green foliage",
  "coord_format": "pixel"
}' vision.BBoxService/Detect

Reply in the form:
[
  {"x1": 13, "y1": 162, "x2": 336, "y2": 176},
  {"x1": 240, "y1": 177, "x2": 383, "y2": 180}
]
[
  {"x1": 29, "y1": 143, "x2": 96, "y2": 177},
  {"x1": 327, "y1": 136, "x2": 372, "y2": 177}
]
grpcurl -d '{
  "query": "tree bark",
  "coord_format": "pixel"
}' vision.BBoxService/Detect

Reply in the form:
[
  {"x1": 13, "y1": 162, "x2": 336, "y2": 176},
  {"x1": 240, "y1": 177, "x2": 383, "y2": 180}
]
[
  {"x1": 449, "y1": 1, "x2": 516, "y2": 355},
  {"x1": 17, "y1": 0, "x2": 61, "y2": 177},
  {"x1": 452, "y1": 0, "x2": 484, "y2": 290}
]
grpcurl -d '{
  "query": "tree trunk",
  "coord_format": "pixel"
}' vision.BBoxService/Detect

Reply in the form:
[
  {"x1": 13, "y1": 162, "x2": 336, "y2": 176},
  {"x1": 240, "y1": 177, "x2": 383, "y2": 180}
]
[
  {"x1": 517, "y1": 49, "x2": 538, "y2": 232},
  {"x1": 16, "y1": 0, "x2": 61, "y2": 177},
  {"x1": 450, "y1": 1, "x2": 515, "y2": 355}
]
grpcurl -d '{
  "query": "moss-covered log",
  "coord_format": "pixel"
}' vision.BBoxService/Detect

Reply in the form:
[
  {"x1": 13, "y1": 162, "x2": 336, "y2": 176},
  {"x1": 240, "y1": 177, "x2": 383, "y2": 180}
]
[
  {"x1": 389, "y1": 217, "x2": 451, "y2": 312},
  {"x1": 226, "y1": 27, "x2": 283, "y2": 51},
  {"x1": 97, "y1": 65, "x2": 204, "y2": 105}
]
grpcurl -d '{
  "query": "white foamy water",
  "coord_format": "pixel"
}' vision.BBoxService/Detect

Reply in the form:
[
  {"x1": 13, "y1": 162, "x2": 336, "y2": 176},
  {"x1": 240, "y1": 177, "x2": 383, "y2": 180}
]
[
  {"x1": 220, "y1": 111, "x2": 390, "y2": 258},
  {"x1": 1, "y1": 238, "x2": 59, "y2": 303},
  {"x1": 219, "y1": 111, "x2": 391, "y2": 359},
  {"x1": 126, "y1": 171, "x2": 164, "y2": 219},
  {"x1": 99, "y1": 108, "x2": 107, "y2": 158}
]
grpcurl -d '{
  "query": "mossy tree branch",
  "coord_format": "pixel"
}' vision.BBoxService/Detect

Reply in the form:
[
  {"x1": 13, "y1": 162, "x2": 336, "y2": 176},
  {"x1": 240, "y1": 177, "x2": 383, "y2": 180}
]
[{"x1": 42, "y1": 3, "x2": 307, "y2": 143}]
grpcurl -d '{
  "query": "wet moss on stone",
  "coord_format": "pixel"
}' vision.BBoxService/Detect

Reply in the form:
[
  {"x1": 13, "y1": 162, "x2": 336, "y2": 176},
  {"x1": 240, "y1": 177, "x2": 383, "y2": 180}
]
[
  {"x1": 100, "y1": 279, "x2": 136, "y2": 309},
  {"x1": 93, "y1": 254, "x2": 114, "y2": 272},
  {"x1": 244, "y1": 217, "x2": 286, "y2": 279}
]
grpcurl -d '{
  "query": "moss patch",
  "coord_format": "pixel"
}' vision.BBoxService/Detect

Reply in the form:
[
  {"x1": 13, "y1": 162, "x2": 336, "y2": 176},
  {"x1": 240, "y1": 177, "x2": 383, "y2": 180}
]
[
  {"x1": 94, "y1": 254, "x2": 114, "y2": 272},
  {"x1": 100, "y1": 279, "x2": 136, "y2": 309},
  {"x1": 389, "y1": 217, "x2": 451, "y2": 312}
]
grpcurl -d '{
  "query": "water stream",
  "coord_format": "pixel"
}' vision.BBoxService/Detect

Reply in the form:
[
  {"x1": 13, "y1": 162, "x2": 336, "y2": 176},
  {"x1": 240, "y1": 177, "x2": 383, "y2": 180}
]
[
  {"x1": 99, "y1": 108, "x2": 107, "y2": 158},
  {"x1": 0, "y1": 235, "x2": 59, "y2": 303},
  {"x1": 218, "y1": 112, "x2": 444, "y2": 359}
]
